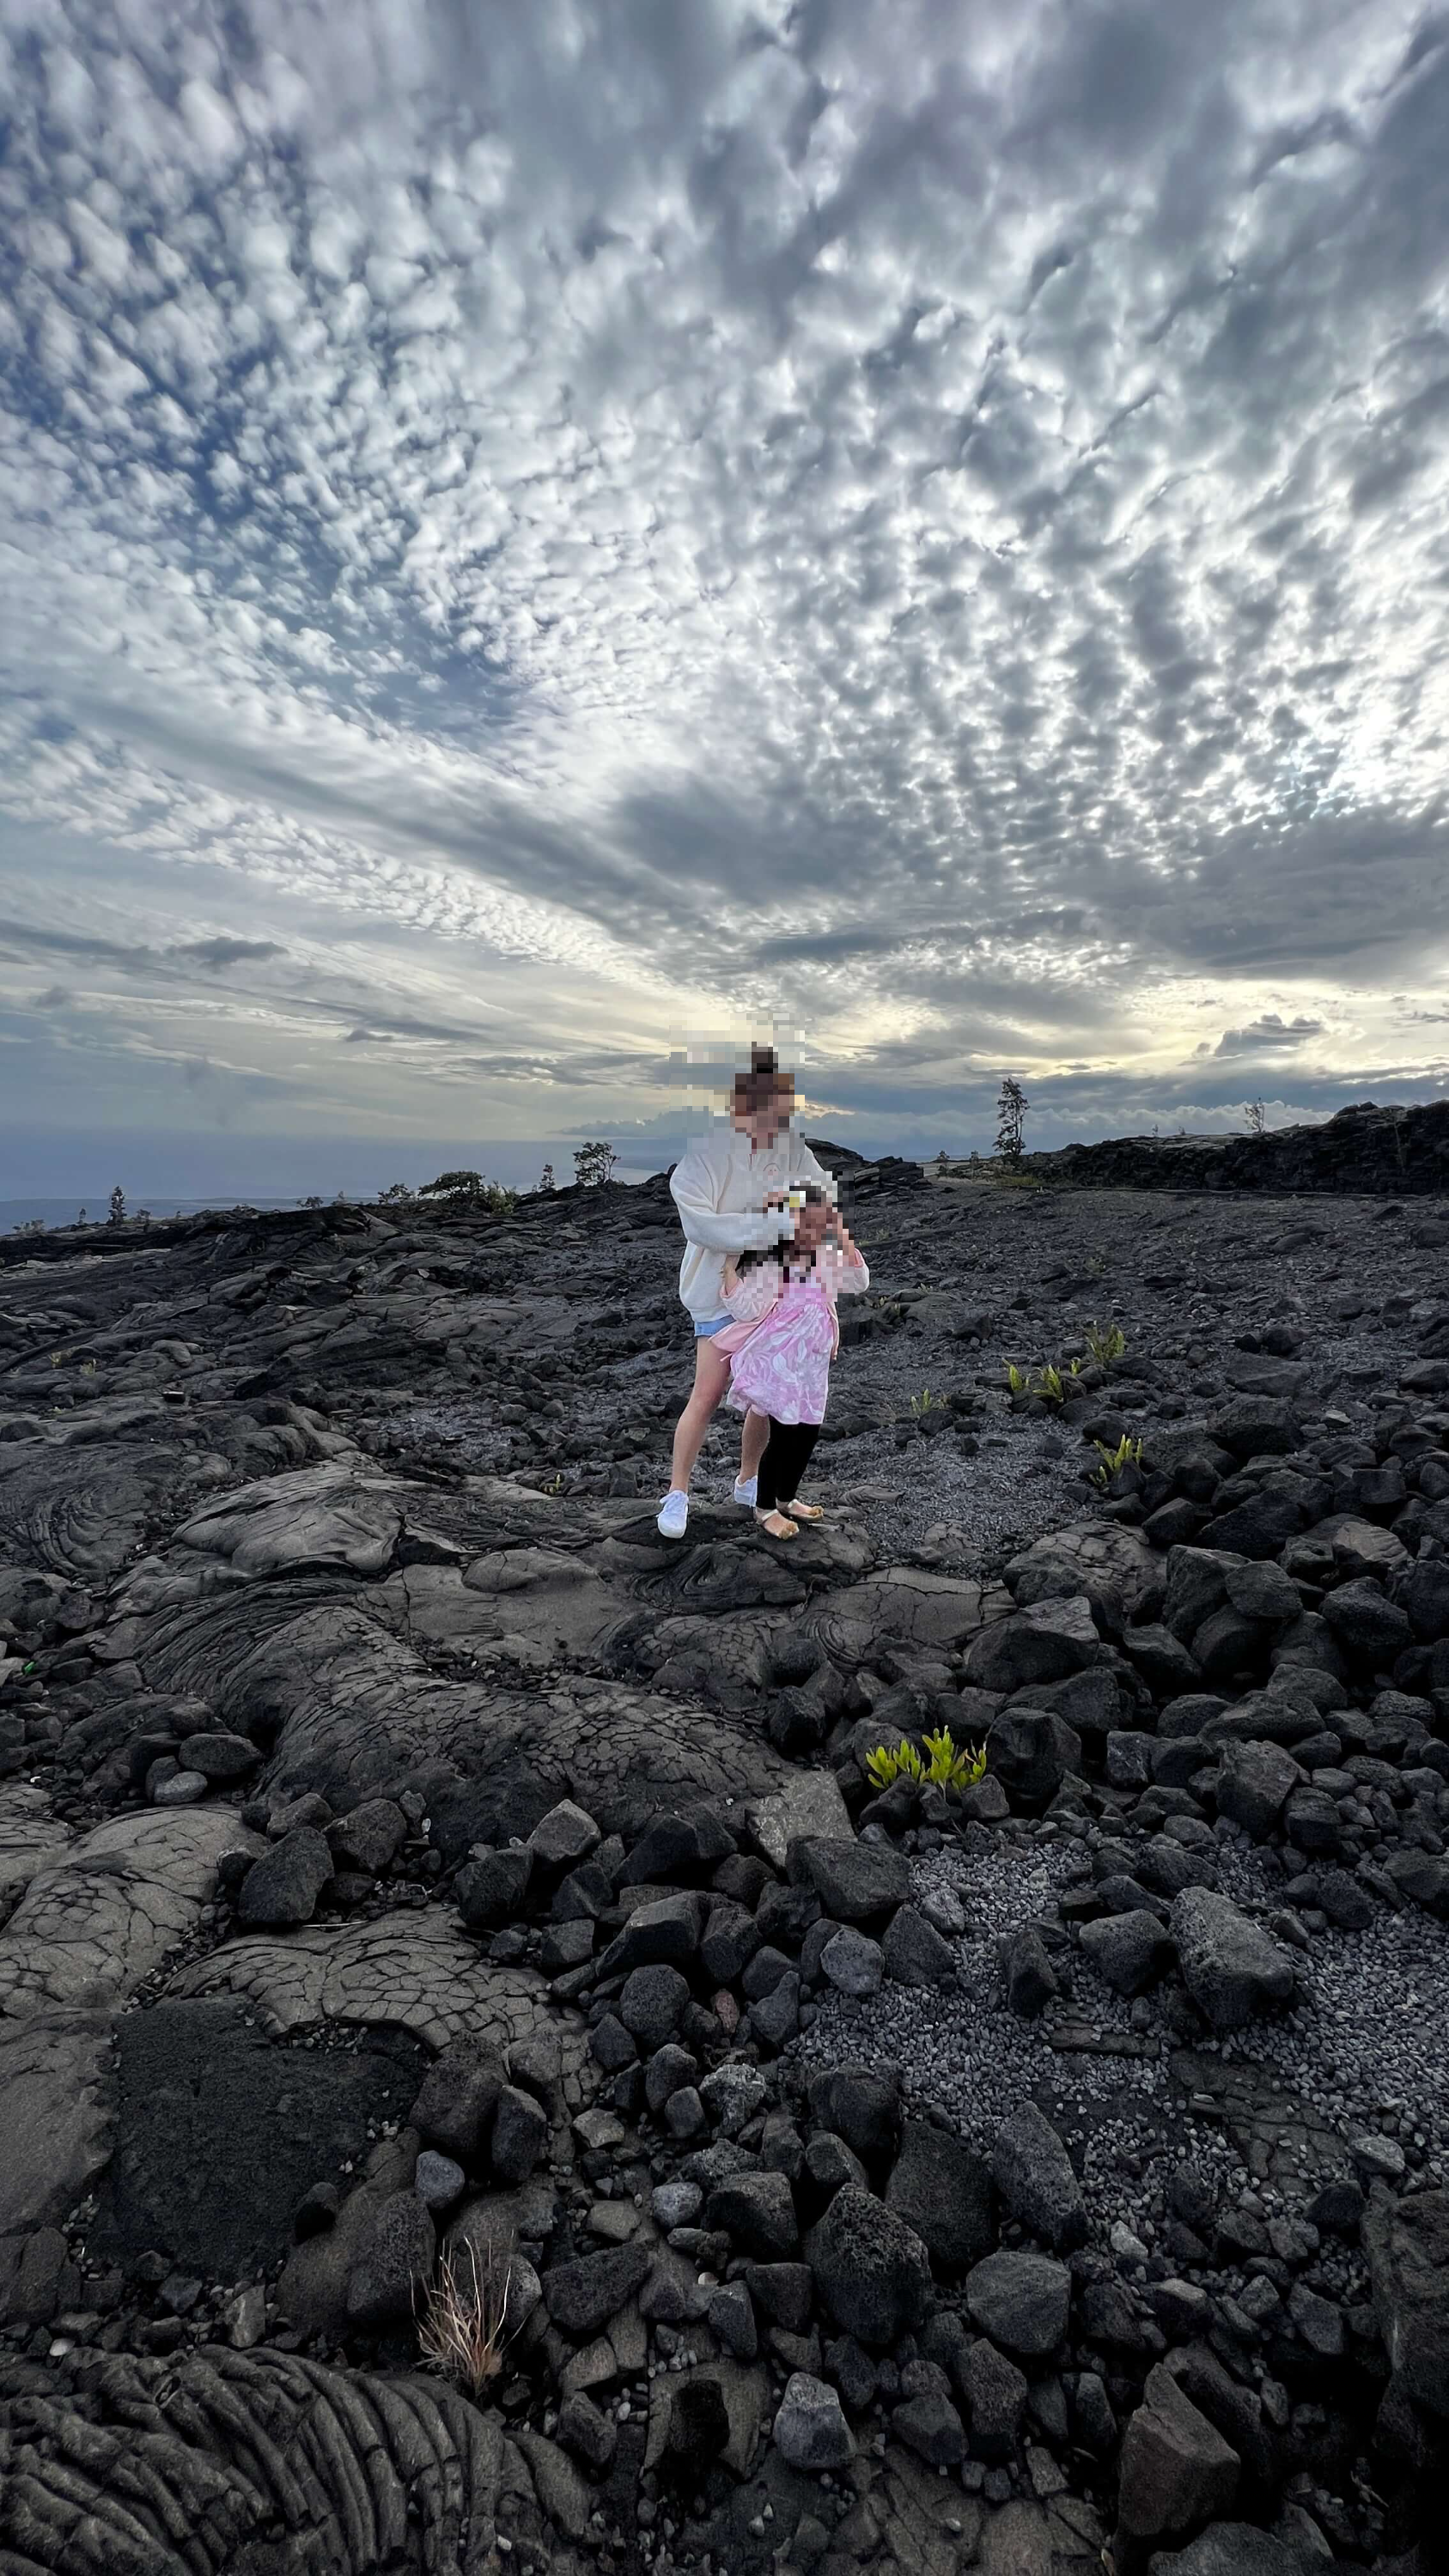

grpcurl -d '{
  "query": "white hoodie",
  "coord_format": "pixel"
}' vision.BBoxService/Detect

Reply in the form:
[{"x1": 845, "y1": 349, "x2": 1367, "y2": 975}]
[{"x1": 669, "y1": 1124, "x2": 833, "y2": 1321}]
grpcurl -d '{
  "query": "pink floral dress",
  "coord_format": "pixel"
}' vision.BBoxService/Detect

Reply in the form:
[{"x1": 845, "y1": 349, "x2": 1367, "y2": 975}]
[{"x1": 723, "y1": 1245, "x2": 868, "y2": 1425}]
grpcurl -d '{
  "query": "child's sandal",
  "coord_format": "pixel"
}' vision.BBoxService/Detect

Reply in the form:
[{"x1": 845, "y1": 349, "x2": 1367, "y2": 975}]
[
  {"x1": 755, "y1": 1508, "x2": 799, "y2": 1540},
  {"x1": 783, "y1": 1500, "x2": 824, "y2": 1522}
]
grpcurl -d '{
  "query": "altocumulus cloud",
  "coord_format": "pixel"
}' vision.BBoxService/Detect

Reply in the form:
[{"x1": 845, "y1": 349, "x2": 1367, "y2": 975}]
[
  {"x1": 1215, "y1": 1014, "x2": 1324, "y2": 1055},
  {"x1": 2, "y1": 0, "x2": 1449, "y2": 1176}
]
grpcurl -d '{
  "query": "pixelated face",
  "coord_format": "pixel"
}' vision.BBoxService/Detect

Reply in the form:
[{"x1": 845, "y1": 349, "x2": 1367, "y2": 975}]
[
  {"x1": 732, "y1": 1078, "x2": 794, "y2": 1145},
  {"x1": 791, "y1": 1196, "x2": 830, "y2": 1251}
]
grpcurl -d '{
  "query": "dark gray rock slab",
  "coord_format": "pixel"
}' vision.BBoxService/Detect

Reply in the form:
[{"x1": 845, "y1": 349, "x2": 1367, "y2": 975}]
[{"x1": 87, "y1": 1996, "x2": 426, "y2": 2281}]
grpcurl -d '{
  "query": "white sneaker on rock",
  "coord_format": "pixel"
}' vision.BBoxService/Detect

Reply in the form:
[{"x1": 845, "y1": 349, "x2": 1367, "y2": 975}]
[
  {"x1": 656, "y1": 1490, "x2": 690, "y2": 1539},
  {"x1": 734, "y1": 1477, "x2": 758, "y2": 1507}
]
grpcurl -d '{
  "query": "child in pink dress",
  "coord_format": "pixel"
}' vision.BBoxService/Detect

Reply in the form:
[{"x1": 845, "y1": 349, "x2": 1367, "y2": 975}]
[{"x1": 720, "y1": 1186, "x2": 868, "y2": 1540}]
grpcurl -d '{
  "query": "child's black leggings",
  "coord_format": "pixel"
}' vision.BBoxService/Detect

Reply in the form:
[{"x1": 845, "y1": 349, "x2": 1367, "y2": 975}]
[{"x1": 757, "y1": 1419, "x2": 820, "y2": 1512}]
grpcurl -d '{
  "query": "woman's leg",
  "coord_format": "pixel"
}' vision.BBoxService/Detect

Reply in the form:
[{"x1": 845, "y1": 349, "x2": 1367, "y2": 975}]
[
  {"x1": 740, "y1": 1407, "x2": 770, "y2": 1485},
  {"x1": 755, "y1": 1419, "x2": 785, "y2": 1514},
  {"x1": 668, "y1": 1339, "x2": 733, "y2": 1493}
]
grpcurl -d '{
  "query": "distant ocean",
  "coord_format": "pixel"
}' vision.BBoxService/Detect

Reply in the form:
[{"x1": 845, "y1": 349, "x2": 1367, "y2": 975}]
[
  {"x1": 1, "y1": 1196, "x2": 303, "y2": 1231},
  {"x1": 2, "y1": 1176, "x2": 661, "y2": 1235}
]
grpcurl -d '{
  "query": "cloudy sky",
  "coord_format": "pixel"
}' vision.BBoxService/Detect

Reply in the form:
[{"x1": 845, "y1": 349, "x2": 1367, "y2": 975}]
[{"x1": 3, "y1": 0, "x2": 1449, "y2": 1196}]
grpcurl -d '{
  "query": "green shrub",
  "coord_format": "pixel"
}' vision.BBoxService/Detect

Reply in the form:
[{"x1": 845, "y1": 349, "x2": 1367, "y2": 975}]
[
  {"x1": 1007, "y1": 1357, "x2": 1083, "y2": 1405},
  {"x1": 419, "y1": 1170, "x2": 518, "y2": 1213},
  {"x1": 1084, "y1": 1318, "x2": 1126, "y2": 1365},
  {"x1": 1091, "y1": 1433, "x2": 1143, "y2": 1487},
  {"x1": 866, "y1": 1727, "x2": 987, "y2": 1795}
]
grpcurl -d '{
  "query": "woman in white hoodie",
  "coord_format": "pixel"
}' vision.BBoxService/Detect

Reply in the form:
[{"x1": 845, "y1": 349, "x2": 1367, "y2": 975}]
[{"x1": 656, "y1": 1048, "x2": 831, "y2": 1538}]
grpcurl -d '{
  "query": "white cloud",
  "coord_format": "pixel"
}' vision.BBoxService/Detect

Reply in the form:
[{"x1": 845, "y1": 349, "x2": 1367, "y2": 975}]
[{"x1": 2, "y1": 0, "x2": 1447, "y2": 1166}]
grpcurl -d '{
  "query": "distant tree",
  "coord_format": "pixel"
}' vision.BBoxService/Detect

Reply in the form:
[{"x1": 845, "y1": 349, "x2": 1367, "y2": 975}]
[
  {"x1": 15, "y1": 1217, "x2": 46, "y2": 1236},
  {"x1": 1245, "y1": 1099, "x2": 1267, "y2": 1138},
  {"x1": 995, "y1": 1078, "x2": 1027, "y2": 1168},
  {"x1": 76, "y1": 1207, "x2": 87, "y2": 1227},
  {"x1": 376, "y1": 1181, "x2": 413, "y2": 1206},
  {"x1": 573, "y1": 1141, "x2": 618, "y2": 1188},
  {"x1": 137, "y1": 1207, "x2": 151, "y2": 1224},
  {"x1": 419, "y1": 1170, "x2": 517, "y2": 1213},
  {"x1": 303, "y1": 1194, "x2": 324, "y2": 1209},
  {"x1": 107, "y1": 1184, "x2": 125, "y2": 1225},
  {"x1": 537, "y1": 1163, "x2": 556, "y2": 1194}
]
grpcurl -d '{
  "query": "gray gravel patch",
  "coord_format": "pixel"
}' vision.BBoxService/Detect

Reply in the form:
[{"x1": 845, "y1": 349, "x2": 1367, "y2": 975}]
[{"x1": 795, "y1": 1823, "x2": 1449, "y2": 2257}]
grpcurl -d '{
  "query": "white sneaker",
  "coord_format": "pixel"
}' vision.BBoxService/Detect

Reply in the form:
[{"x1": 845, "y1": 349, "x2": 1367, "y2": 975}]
[
  {"x1": 656, "y1": 1489, "x2": 690, "y2": 1539},
  {"x1": 734, "y1": 1477, "x2": 758, "y2": 1507}
]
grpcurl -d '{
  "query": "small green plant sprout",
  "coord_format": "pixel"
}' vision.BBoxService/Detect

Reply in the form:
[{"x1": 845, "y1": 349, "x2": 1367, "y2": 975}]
[
  {"x1": 1034, "y1": 1364, "x2": 1065, "y2": 1404},
  {"x1": 79, "y1": 1358, "x2": 96, "y2": 1376},
  {"x1": 1006, "y1": 1362, "x2": 1032, "y2": 1396},
  {"x1": 866, "y1": 1729, "x2": 988, "y2": 1794},
  {"x1": 866, "y1": 1739, "x2": 925, "y2": 1790},
  {"x1": 921, "y1": 1727, "x2": 988, "y2": 1789},
  {"x1": 909, "y1": 1387, "x2": 947, "y2": 1416},
  {"x1": 1092, "y1": 1434, "x2": 1144, "y2": 1487},
  {"x1": 1084, "y1": 1319, "x2": 1126, "y2": 1366}
]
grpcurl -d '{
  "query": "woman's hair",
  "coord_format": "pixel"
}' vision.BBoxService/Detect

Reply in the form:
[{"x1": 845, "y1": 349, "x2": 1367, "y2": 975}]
[
  {"x1": 734, "y1": 1181, "x2": 829, "y2": 1274},
  {"x1": 732, "y1": 1042, "x2": 794, "y2": 1117}
]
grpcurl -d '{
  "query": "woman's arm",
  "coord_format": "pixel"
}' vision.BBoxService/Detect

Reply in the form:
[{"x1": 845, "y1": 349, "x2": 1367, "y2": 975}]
[
  {"x1": 670, "y1": 1150, "x2": 789, "y2": 1253},
  {"x1": 722, "y1": 1261, "x2": 781, "y2": 1321}
]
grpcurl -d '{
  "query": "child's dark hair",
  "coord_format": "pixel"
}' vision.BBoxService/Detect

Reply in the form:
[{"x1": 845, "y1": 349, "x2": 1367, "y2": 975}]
[{"x1": 734, "y1": 1182, "x2": 830, "y2": 1274}]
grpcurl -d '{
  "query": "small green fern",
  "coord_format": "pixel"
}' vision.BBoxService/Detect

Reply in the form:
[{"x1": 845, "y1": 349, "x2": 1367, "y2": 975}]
[
  {"x1": 1091, "y1": 1434, "x2": 1143, "y2": 1487},
  {"x1": 866, "y1": 1728, "x2": 987, "y2": 1795},
  {"x1": 1084, "y1": 1318, "x2": 1126, "y2": 1365}
]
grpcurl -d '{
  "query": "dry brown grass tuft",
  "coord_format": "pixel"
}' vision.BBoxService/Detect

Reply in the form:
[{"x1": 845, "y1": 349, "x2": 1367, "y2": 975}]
[{"x1": 415, "y1": 2239, "x2": 514, "y2": 2398}]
